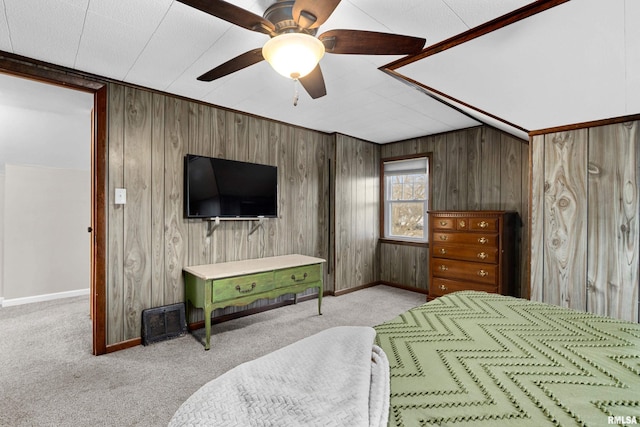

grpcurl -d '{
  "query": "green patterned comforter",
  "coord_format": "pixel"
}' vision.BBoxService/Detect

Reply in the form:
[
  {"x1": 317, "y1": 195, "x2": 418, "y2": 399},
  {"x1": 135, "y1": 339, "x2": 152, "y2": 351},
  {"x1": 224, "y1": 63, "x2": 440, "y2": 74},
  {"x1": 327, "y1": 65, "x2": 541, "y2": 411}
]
[{"x1": 374, "y1": 291, "x2": 640, "y2": 427}]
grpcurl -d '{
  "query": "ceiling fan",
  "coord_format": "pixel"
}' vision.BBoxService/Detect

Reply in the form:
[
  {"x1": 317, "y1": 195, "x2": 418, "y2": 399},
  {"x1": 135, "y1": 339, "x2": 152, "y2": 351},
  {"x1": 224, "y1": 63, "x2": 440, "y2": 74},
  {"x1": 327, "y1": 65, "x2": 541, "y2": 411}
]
[{"x1": 177, "y1": 0, "x2": 426, "y2": 99}]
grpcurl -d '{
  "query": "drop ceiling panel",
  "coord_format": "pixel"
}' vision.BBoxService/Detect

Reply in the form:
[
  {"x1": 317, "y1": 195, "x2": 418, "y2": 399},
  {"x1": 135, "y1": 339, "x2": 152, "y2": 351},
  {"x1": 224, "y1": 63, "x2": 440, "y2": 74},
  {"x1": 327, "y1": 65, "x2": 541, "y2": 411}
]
[
  {"x1": 74, "y1": 11, "x2": 151, "y2": 80},
  {"x1": 87, "y1": 0, "x2": 172, "y2": 30},
  {"x1": 74, "y1": 0, "x2": 174, "y2": 80},
  {"x1": 2, "y1": 0, "x2": 633, "y2": 145},
  {"x1": 4, "y1": 0, "x2": 86, "y2": 68},
  {"x1": 626, "y1": 0, "x2": 640, "y2": 114},
  {"x1": 347, "y1": 0, "x2": 467, "y2": 45},
  {"x1": 444, "y1": 0, "x2": 533, "y2": 28},
  {"x1": 397, "y1": 0, "x2": 631, "y2": 132},
  {"x1": 165, "y1": 25, "x2": 269, "y2": 100},
  {"x1": 0, "y1": 3, "x2": 11, "y2": 52},
  {"x1": 124, "y1": 2, "x2": 233, "y2": 90}
]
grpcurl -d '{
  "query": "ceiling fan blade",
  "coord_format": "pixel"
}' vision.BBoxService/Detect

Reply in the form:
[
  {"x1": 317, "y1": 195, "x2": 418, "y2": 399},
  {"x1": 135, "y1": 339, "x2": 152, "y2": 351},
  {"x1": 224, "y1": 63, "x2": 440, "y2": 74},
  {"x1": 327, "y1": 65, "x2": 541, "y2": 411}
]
[
  {"x1": 298, "y1": 65, "x2": 327, "y2": 99},
  {"x1": 292, "y1": 0, "x2": 341, "y2": 29},
  {"x1": 197, "y1": 48, "x2": 264, "y2": 82},
  {"x1": 319, "y1": 30, "x2": 425, "y2": 55},
  {"x1": 177, "y1": 0, "x2": 275, "y2": 35}
]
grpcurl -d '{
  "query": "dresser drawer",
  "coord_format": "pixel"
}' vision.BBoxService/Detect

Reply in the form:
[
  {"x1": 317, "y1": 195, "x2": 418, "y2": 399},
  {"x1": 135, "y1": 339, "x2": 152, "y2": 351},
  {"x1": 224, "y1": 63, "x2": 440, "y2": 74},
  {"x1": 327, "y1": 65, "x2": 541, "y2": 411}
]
[
  {"x1": 212, "y1": 272, "x2": 275, "y2": 302},
  {"x1": 432, "y1": 217, "x2": 456, "y2": 230},
  {"x1": 469, "y1": 217, "x2": 499, "y2": 231},
  {"x1": 275, "y1": 264, "x2": 322, "y2": 287},
  {"x1": 432, "y1": 232, "x2": 498, "y2": 247},
  {"x1": 430, "y1": 278, "x2": 498, "y2": 298},
  {"x1": 432, "y1": 244, "x2": 498, "y2": 263},
  {"x1": 431, "y1": 259, "x2": 498, "y2": 285}
]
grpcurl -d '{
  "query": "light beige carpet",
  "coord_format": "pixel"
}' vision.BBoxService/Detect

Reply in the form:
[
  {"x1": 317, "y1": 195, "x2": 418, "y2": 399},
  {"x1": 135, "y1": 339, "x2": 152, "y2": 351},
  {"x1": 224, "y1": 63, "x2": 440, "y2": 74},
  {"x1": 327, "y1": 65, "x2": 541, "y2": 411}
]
[{"x1": 0, "y1": 285, "x2": 424, "y2": 427}]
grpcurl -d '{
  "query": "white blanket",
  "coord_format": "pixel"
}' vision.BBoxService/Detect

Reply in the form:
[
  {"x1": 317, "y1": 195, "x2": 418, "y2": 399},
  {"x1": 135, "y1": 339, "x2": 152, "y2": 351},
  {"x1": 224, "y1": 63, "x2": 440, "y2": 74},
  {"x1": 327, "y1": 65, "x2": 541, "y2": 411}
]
[{"x1": 169, "y1": 326, "x2": 389, "y2": 427}]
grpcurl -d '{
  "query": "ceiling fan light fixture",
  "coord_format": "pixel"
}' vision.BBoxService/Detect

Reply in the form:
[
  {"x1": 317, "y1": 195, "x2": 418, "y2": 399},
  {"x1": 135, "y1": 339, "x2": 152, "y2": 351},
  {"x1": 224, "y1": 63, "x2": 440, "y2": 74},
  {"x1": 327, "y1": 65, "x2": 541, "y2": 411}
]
[{"x1": 262, "y1": 33, "x2": 325, "y2": 79}]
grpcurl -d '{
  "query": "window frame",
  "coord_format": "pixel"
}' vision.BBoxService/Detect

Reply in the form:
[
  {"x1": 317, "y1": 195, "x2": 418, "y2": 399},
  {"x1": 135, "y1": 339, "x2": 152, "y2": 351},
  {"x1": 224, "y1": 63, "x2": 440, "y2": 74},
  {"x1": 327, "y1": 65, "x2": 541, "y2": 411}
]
[{"x1": 379, "y1": 153, "x2": 431, "y2": 246}]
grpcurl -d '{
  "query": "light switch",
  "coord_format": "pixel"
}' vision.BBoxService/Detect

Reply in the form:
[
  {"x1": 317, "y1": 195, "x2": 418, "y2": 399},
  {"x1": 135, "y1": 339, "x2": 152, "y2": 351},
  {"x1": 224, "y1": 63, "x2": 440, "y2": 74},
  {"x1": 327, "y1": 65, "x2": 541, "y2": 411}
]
[{"x1": 115, "y1": 188, "x2": 127, "y2": 204}]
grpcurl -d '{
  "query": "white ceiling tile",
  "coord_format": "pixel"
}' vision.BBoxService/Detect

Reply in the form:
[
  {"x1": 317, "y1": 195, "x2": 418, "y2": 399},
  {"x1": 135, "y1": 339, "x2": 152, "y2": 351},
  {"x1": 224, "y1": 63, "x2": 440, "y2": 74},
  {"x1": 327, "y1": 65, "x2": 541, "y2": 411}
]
[
  {"x1": 166, "y1": 25, "x2": 268, "y2": 99},
  {"x1": 87, "y1": 0, "x2": 172, "y2": 31},
  {"x1": 0, "y1": 0, "x2": 12, "y2": 52},
  {"x1": 398, "y1": 0, "x2": 629, "y2": 132},
  {"x1": 4, "y1": 0, "x2": 87, "y2": 67},
  {"x1": 1, "y1": 0, "x2": 632, "y2": 144},
  {"x1": 346, "y1": 0, "x2": 464, "y2": 45},
  {"x1": 626, "y1": 0, "x2": 640, "y2": 114},
  {"x1": 74, "y1": 11, "x2": 151, "y2": 80},
  {"x1": 124, "y1": 1, "x2": 231, "y2": 90},
  {"x1": 443, "y1": 0, "x2": 532, "y2": 29}
]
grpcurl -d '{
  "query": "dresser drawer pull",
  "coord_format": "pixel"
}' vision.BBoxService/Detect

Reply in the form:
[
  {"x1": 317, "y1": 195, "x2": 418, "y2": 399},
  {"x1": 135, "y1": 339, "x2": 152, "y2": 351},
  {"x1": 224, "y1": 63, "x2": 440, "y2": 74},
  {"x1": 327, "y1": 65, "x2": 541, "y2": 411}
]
[
  {"x1": 459, "y1": 220, "x2": 466, "y2": 228},
  {"x1": 439, "y1": 284, "x2": 447, "y2": 291},
  {"x1": 477, "y1": 252, "x2": 487, "y2": 260},
  {"x1": 291, "y1": 272, "x2": 308, "y2": 282},
  {"x1": 479, "y1": 221, "x2": 489, "y2": 228},
  {"x1": 477, "y1": 270, "x2": 489, "y2": 277},
  {"x1": 478, "y1": 237, "x2": 488, "y2": 244},
  {"x1": 438, "y1": 265, "x2": 448, "y2": 271},
  {"x1": 439, "y1": 221, "x2": 448, "y2": 226},
  {"x1": 439, "y1": 248, "x2": 447, "y2": 255},
  {"x1": 236, "y1": 283, "x2": 257, "y2": 293},
  {"x1": 440, "y1": 235, "x2": 448, "y2": 241}
]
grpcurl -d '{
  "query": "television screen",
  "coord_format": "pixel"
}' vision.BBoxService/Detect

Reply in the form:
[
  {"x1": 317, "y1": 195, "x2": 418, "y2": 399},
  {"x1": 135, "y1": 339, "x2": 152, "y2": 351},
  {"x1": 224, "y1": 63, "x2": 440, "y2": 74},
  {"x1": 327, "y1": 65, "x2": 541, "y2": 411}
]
[{"x1": 184, "y1": 155, "x2": 278, "y2": 219}]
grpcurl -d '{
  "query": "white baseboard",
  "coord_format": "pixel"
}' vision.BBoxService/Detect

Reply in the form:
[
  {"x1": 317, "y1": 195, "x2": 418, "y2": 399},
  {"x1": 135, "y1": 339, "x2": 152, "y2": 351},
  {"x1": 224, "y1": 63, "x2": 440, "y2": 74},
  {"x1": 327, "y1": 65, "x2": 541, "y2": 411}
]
[{"x1": 1, "y1": 288, "x2": 90, "y2": 307}]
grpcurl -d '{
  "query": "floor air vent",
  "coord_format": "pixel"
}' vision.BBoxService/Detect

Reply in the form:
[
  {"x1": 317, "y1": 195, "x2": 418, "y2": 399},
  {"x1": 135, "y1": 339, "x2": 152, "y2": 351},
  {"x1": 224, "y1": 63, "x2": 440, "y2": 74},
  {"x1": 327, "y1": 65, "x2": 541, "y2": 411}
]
[{"x1": 142, "y1": 303, "x2": 187, "y2": 345}]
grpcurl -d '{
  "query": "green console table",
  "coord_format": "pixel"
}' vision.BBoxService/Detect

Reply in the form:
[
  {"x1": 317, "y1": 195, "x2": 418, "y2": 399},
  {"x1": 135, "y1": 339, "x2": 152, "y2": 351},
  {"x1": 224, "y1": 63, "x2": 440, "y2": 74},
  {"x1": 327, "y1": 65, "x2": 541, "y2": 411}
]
[{"x1": 183, "y1": 254, "x2": 325, "y2": 350}]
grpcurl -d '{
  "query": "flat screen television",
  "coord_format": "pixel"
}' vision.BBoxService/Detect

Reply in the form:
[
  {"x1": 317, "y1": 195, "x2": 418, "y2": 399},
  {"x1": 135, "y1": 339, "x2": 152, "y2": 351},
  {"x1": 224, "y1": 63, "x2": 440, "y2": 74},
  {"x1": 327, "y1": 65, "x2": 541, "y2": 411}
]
[{"x1": 184, "y1": 154, "x2": 278, "y2": 219}]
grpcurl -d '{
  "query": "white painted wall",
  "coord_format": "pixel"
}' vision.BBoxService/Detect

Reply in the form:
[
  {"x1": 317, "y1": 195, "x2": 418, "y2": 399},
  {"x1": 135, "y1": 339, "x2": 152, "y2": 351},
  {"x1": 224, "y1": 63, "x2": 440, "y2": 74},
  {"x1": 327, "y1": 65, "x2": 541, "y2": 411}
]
[
  {"x1": 3, "y1": 164, "x2": 90, "y2": 301},
  {"x1": 0, "y1": 93, "x2": 92, "y2": 305},
  {"x1": 0, "y1": 173, "x2": 4, "y2": 305}
]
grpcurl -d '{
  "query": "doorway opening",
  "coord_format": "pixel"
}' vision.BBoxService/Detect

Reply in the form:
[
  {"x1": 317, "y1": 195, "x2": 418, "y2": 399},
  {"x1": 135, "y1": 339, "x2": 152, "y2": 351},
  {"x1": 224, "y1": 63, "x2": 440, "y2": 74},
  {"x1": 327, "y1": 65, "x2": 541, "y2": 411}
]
[{"x1": 0, "y1": 58, "x2": 107, "y2": 355}]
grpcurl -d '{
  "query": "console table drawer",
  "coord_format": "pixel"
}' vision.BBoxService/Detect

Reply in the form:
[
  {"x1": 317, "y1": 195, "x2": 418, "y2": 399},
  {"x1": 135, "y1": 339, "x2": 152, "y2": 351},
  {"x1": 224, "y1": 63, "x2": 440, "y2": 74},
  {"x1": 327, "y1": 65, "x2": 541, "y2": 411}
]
[
  {"x1": 212, "y1": 272, "x2": 275, "y2": 302},
  {"x1": 275, "y1": 264, "x2": 322, "y2": 287}
]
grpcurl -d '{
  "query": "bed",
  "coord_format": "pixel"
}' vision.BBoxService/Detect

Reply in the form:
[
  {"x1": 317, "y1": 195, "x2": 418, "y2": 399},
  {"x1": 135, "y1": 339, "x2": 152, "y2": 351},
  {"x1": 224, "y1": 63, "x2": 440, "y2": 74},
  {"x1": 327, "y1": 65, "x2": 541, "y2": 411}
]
[
  {"x1": 375, "y1": 291, "x2": 640, "y2": 426},
  {"x1": 170, "y1": 291, "x2": 640, "y2": 426}
]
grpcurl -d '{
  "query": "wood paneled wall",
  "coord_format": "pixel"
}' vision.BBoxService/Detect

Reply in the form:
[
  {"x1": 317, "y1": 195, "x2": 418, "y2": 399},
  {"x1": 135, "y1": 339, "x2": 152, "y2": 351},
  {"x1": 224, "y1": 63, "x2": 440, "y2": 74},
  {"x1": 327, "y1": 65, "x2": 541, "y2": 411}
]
[
  {"x1": 530, "y1": 120, "x2": 639, "y2": 322},
  {"x1": 334, "y1": 135, "x2": 380, "y2": 292},
  {"x1": 379, "y1": 126, "x2": 529, "y2": 296},
  {"x1": 107, "y1": 83, "x2": 334, "y2": 345},
  {"x1": 104, "y1": 83, "x2": 530, "y2": 346}
]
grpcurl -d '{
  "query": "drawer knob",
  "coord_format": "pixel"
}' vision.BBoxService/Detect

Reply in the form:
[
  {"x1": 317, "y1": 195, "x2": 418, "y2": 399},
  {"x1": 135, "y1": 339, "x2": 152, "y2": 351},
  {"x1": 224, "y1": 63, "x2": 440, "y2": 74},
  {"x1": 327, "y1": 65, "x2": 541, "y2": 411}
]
[
  {"x1": 459, "y1": 220, "x2": 466, "y2": 228},
  {"x1": 439, "y1": 221, "x2": 448, "y2": 226},
  {"x1": 477, "y1": 252, "x2": 487, "y2": 260},
  {"x1": 439, "y1": 248, "x2": 447, "y2": 255},
  {"x1": 438, "y1": 265, "x2": 448, "y2": 271},
  {"x1": 478, "y1": 237, "x2": 488, "y2": 244},
  {"x1": 291, "y1": 272, "x2": 308, "y2": 282},
  {"x1": 236, "y1": 282, "x2": 257, "y2": 293},
  {"x1": 477, "y1": 270, "x2": 488, "y2": 277},
  {"x1": 479, "y1": 221, "x2": 489, "y2": 228},
  {"x1": 440, "y1": 235, "x2": 448, "y2": 241},
  {"x1": 439, "y1": 284, "x2": 447, "y2": 291}
]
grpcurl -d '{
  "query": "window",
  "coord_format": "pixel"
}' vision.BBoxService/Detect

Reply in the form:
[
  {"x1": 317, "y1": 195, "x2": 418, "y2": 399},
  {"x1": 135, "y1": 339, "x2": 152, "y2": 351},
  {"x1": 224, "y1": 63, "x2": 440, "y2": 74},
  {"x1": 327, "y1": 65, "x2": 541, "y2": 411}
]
[{"x1": 382, "y1": 155, "x2": 429, "y2": 242}]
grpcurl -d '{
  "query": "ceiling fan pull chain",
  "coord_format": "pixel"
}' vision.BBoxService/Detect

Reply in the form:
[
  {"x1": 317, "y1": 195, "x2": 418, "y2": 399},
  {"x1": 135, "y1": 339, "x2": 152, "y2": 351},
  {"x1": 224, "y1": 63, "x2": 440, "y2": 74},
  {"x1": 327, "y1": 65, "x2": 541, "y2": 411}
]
[{"x1": 293, "y1": 78, "x2": 300, "y2": 107}]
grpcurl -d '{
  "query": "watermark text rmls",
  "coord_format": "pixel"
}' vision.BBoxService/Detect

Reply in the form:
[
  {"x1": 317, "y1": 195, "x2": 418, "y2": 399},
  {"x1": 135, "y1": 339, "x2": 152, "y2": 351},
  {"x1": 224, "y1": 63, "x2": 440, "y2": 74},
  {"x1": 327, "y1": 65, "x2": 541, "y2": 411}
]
[{"x1": 608, "y1": 416, "x2": 638, "y2": 425}]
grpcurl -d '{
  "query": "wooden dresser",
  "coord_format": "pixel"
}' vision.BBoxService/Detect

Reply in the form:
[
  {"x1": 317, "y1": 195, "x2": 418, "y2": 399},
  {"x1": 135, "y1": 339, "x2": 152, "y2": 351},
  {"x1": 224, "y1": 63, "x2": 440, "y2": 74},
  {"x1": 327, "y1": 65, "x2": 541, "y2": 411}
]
[{"x1": 428, "y1": 211, "x2": 516, "y2": 300}]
